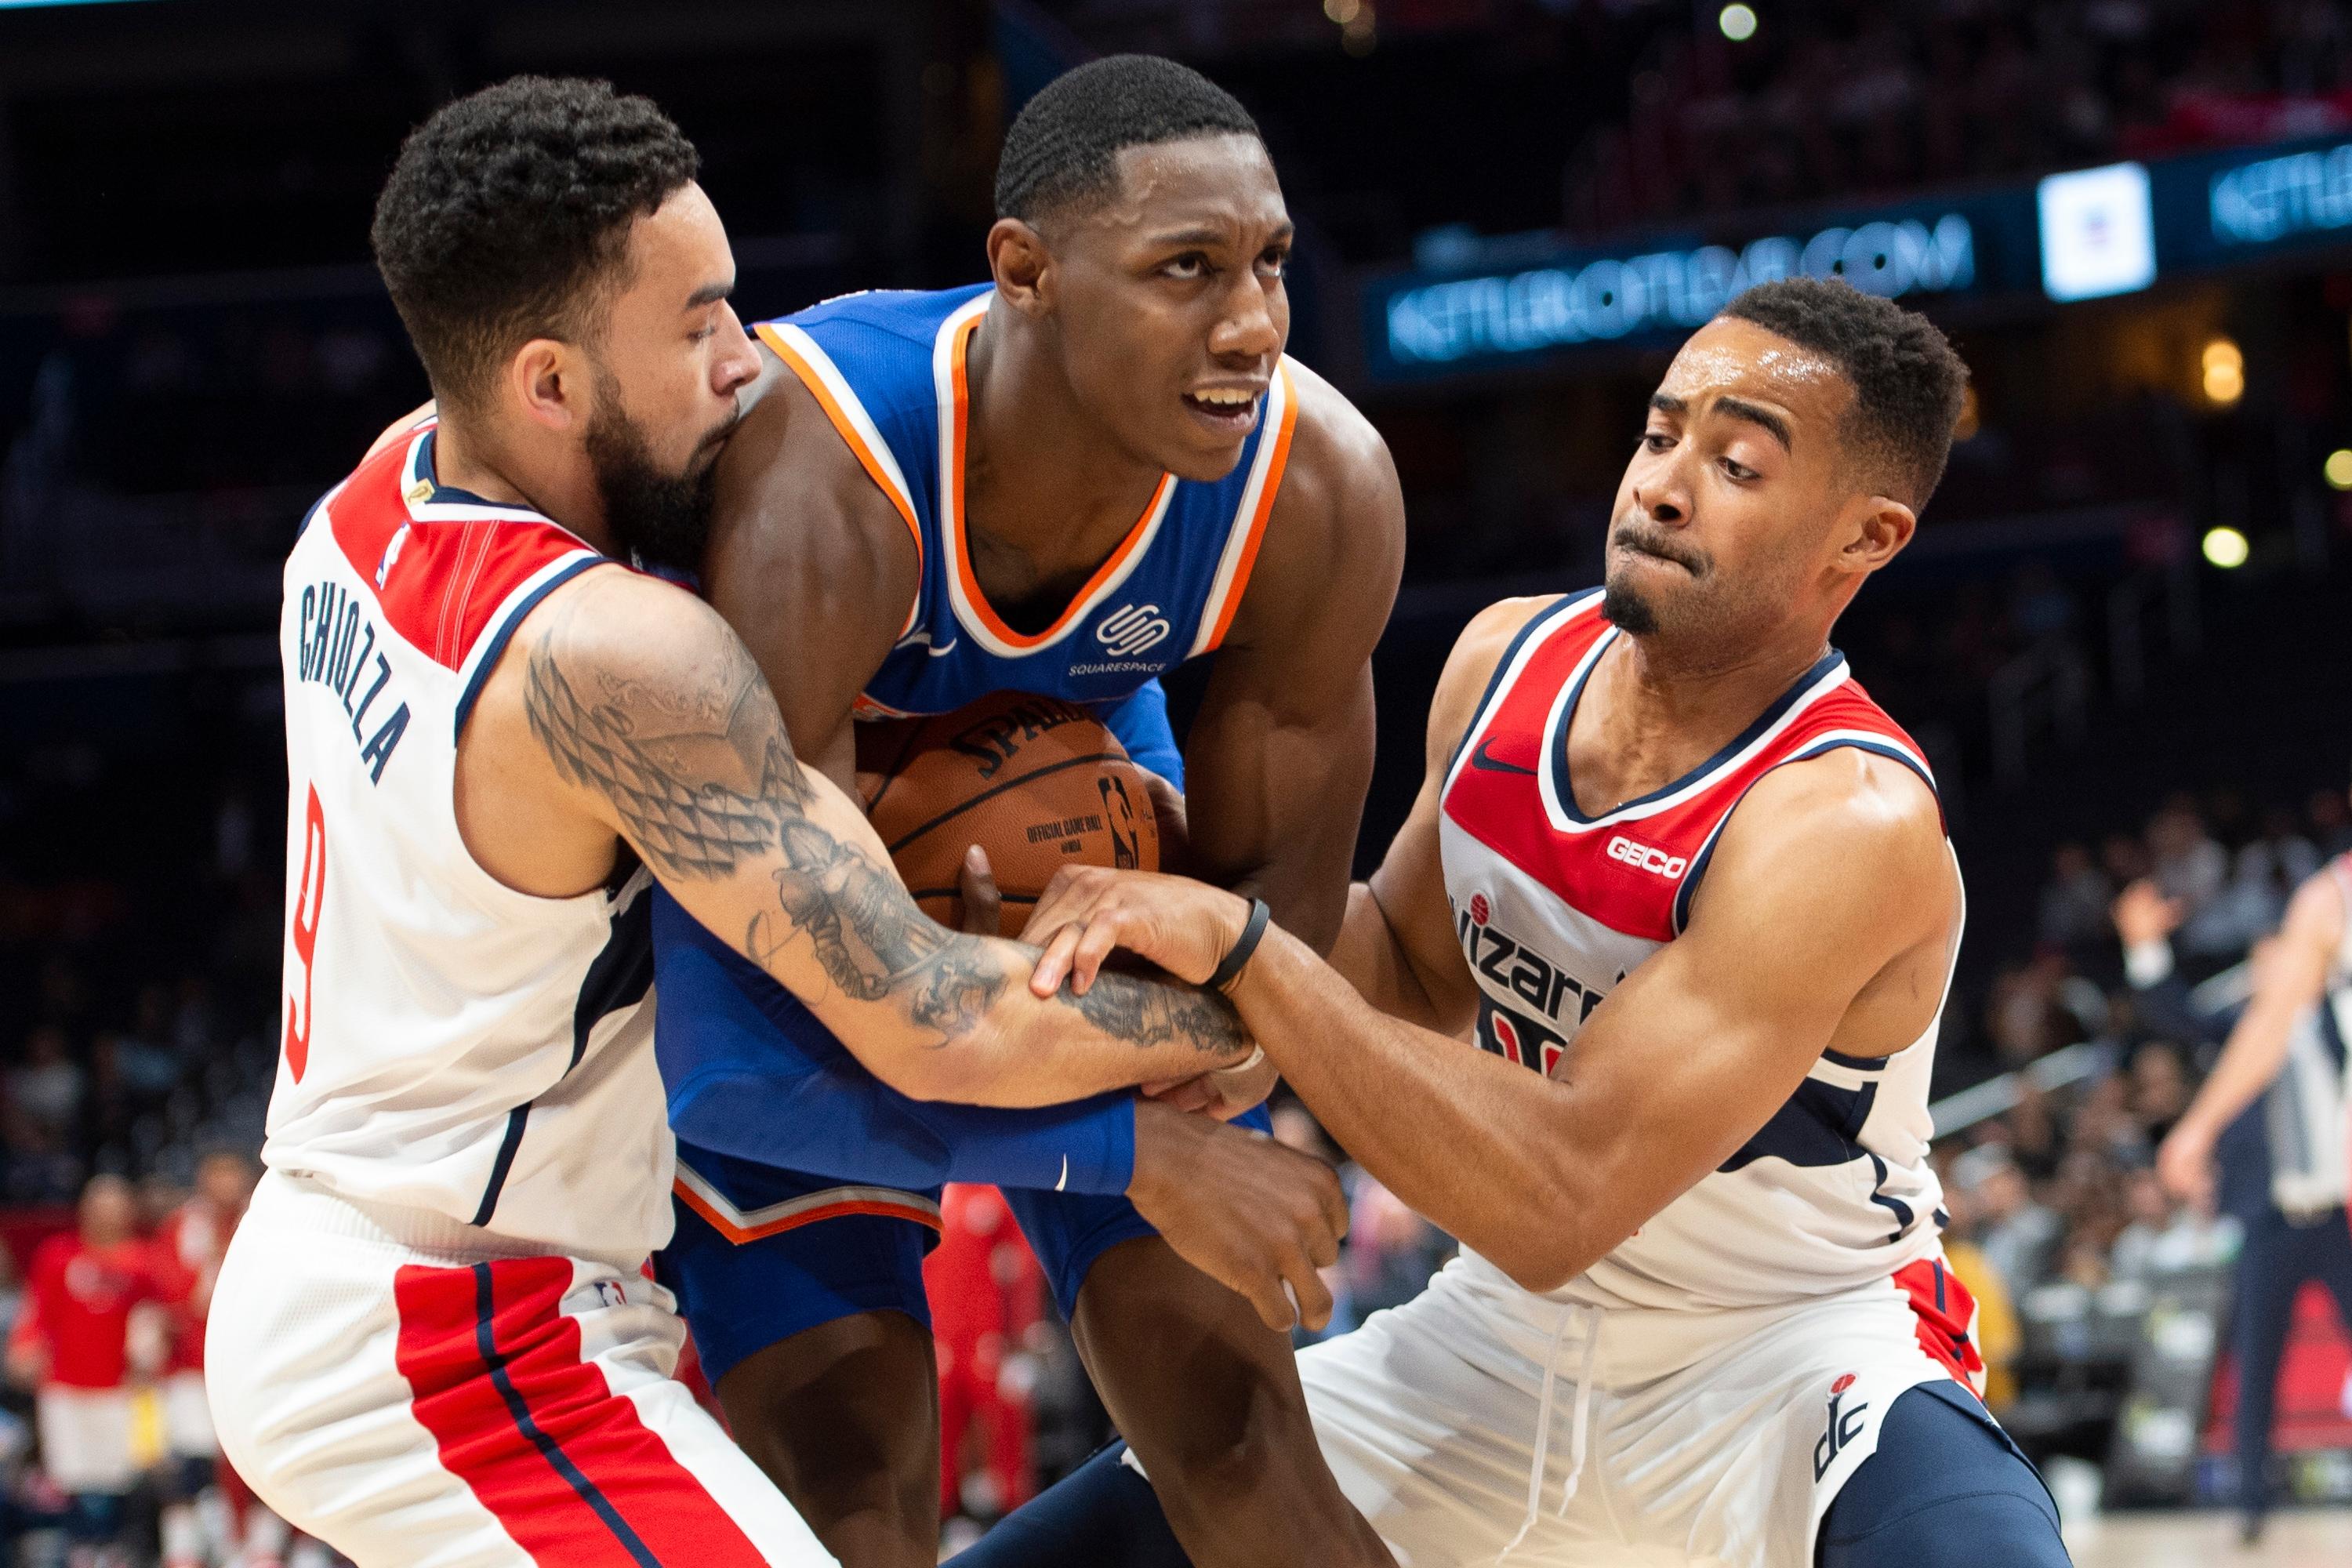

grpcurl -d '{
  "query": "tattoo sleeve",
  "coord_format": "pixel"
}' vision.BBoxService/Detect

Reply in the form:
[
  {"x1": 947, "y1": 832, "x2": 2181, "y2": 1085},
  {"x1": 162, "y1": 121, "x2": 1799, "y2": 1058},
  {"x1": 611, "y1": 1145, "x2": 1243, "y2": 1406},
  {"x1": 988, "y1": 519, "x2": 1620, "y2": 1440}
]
[{"x1": 520, "y1": 599, "x2": 1244, "y2": 1060}]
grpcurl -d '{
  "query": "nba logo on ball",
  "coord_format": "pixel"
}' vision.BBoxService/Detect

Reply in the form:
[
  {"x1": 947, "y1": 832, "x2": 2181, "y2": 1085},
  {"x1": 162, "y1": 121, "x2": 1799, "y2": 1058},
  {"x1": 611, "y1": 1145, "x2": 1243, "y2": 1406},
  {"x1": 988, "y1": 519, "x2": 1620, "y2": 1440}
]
[{"x1": 1097, "y1": 603, "x2": 1171, "y2": 658}]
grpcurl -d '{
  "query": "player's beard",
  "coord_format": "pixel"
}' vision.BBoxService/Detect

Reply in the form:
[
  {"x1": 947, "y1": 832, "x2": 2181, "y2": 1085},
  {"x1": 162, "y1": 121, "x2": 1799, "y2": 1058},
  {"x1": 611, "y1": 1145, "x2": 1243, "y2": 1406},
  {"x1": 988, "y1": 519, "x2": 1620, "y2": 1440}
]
[
  {"x1": 1602, "y1": 517, "x2": 1709, "y2": 638},
  {"x1": 584, "y1": 395, "x2": 735, "y2": 573}
]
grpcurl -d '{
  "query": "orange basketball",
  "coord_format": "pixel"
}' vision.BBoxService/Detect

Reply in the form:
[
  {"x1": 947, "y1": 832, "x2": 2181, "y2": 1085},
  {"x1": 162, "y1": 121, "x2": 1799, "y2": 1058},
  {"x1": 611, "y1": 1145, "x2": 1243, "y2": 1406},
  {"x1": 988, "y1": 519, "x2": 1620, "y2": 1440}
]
[{"x1": 855, "y1": 691, "x2": 1160, "y2": 938}]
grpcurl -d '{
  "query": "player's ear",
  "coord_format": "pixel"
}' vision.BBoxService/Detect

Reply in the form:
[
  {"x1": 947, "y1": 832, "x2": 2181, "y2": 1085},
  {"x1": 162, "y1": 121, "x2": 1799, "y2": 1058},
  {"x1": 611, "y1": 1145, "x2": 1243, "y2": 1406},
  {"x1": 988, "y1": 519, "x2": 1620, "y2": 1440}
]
[
  {"x1": 506, "y1": 339, "x2": 582, "y2": 435},
  {"x1": 986, "y1": 218, "x2": 1053, "y2": 316},
  {"x1": 1836, "y1": 495, "x2": 1915, "y2": 575}
]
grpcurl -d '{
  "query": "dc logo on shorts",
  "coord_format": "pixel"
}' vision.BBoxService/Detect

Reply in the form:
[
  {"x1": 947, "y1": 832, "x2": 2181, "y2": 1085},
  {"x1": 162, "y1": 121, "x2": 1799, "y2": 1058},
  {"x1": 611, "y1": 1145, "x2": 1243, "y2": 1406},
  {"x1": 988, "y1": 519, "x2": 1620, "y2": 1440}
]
[{"x1": 1097, "y1": 604, "x2": 1171, "y2": 659}]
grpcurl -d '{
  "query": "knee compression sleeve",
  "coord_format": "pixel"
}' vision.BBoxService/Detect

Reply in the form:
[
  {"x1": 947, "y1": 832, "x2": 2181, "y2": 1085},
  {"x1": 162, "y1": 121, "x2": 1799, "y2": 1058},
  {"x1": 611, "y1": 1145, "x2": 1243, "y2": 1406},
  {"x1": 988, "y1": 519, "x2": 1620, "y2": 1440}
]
[
  {"x1": 1817, "y1": 1383, "x2": 2069, "y2": 1568},
  {"x1": 948, "y1": 1445, "x2": 1192, "y2": 1568}
]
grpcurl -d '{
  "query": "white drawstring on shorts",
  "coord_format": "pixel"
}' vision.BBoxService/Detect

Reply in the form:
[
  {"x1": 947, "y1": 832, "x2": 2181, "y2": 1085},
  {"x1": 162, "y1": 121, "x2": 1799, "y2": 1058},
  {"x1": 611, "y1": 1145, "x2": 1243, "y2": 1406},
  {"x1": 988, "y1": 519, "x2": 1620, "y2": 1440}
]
[{"x1": 1494, "y1": 1301, "x2": 1603, "y2": 1563}]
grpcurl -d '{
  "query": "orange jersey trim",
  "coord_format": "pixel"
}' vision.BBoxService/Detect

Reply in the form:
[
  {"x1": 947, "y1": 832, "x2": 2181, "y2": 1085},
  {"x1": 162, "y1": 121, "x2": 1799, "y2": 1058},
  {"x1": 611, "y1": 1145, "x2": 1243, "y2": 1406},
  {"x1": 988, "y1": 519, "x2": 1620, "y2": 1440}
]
[
  {"x1": 1200, "y1": 361, "x2": 1298, "y2": 653},
  {"x1": 672, "y1": 1175, "x2": 944, "y2": 1244},
  {"x1": 756, "y1": 321, "x2": 926, "y2": 588},
  {"x1": 946, "y1": 311, "x2": 1173, "y2": 651}
]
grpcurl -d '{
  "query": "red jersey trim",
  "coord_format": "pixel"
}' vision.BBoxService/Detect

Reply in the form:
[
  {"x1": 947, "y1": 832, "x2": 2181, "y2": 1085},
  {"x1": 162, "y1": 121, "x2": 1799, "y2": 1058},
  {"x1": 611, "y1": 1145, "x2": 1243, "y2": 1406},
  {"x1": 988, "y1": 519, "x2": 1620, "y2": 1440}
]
[
  {"x1": 321, "y1": 426, "x2": 602, "y2": 674},
  {"x1": 1441, "y1": 593, "x2": 1936, "y2": 945}
]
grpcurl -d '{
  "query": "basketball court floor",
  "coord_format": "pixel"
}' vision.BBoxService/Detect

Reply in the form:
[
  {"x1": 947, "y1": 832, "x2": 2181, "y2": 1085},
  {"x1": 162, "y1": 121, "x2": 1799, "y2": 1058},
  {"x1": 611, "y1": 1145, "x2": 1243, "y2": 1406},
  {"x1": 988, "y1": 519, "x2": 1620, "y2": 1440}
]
[{"x1": 2067, "y1": 1509, "x2": 2352, "y2": 1566}]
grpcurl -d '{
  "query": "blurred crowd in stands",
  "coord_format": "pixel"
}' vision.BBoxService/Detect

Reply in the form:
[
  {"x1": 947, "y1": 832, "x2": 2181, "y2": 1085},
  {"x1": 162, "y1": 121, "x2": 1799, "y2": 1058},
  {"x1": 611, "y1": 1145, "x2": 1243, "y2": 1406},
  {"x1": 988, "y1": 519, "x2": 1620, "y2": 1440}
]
[
  {"x1": 1566, "y1": 0, "x2": 2352, "y2": 233},
  {"x1": 1934, "y1": 775, "x2": 2352, "y2": 1417}
]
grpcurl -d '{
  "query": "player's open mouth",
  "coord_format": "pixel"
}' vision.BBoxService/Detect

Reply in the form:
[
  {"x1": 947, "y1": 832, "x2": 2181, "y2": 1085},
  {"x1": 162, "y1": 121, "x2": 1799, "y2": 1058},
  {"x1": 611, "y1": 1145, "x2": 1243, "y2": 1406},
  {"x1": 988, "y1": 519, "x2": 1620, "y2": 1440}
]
[{"x1": 1181, "y1": 387, "x2": 1263, "y2": 435}]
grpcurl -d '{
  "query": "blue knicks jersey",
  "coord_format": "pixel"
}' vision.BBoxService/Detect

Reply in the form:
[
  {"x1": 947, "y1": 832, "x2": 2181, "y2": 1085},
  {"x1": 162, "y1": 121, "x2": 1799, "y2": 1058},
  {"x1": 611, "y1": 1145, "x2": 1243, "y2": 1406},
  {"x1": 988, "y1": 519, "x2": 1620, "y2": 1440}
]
[{"x1": 750, "y1": 285, "x2": 1298, "y2": 724}]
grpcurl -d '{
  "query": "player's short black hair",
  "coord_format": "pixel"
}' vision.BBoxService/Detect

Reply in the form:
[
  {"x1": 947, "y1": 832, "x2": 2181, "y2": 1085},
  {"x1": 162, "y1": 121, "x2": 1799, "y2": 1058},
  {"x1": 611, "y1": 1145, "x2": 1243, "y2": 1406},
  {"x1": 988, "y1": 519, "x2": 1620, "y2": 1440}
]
[
  {"x1": 370, "y1": 76, "x2": 699, "y2": 414},
  {"x1": 1719, "y1": 277, "x2": 1970, "y2": 509},
  {"x1": 994, "y1": 54, "x2": 1261, "y2": 226}
]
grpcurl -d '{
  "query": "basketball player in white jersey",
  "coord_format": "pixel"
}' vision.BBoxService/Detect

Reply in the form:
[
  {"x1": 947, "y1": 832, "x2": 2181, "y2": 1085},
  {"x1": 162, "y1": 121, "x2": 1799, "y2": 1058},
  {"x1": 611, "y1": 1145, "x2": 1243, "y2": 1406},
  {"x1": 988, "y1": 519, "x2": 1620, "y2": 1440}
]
[
  {"x1": 973, "y1": 280, "x2": 2072, "y2": 1567},
  {"x1": 206, "y1": 78, "x2": 1277, "y2": 1568},
  {"x1": 2158, "y1": 795, "x2": 2352, "y2": 1208}
]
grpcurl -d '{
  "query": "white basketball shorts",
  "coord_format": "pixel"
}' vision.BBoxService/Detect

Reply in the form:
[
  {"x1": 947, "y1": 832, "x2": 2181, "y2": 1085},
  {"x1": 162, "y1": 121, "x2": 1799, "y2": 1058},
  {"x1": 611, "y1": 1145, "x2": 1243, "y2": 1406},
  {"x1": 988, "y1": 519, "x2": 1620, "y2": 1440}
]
[
  {"x1": 207, "y1": 1171, "x2": 836, "y2": 1568},
  {"x1": 1295, "y1": 1250, "x2": 1991, "y2": 1567}
]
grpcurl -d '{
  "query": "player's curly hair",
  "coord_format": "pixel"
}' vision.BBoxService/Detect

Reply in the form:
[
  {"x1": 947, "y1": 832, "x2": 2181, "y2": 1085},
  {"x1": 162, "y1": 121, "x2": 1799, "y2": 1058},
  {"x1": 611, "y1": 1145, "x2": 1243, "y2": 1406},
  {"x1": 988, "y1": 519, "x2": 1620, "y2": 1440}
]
[
  {"x1": 994, "y1": 55, "x2": 1261, "y2": 226},
  {"x1": 370, "y1": 77, "x2": 699, "y2": 414},
  {"x1": 1721, "y1": 278, "x2": 1971, "y2": 509}
]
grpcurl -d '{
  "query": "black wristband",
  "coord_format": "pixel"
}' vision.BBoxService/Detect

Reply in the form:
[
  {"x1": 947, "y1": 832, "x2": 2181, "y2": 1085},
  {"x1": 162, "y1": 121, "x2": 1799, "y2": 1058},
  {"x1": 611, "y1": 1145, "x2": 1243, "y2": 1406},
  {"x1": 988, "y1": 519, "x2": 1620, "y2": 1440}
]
[{"x1": 1205, "y1": 897, "x2": 1272, "y2": 995}]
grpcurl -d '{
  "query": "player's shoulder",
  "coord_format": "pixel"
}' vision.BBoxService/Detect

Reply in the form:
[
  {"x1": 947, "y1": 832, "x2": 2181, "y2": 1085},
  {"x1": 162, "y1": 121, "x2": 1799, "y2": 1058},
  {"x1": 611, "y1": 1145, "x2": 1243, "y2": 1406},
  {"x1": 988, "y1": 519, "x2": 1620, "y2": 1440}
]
[
  {"x1": 706, "y1": 372, "x2": 920, "y2": 662},
  {"x1": 1421, "y1": 593, "x2": 1584, "y2": 764},
  {"x1": 504, "y1": 561, "x2": 732, "y2": 678},
  {"x1": 1442, "y1": 593, "x2": 1586, "y2": 700},
  {"x1": 2286, "y1": 854, "x2": 2352, "y2": 934},
  {"x1": 1729, "y1": 742, "x2": 1948, "y2": 890},
  {"x1": 766, "y1": 283, "x2": 985, "y2": 345},
  {"x1": 1244, "y1": 358, "x2": 1403, "y2": 611},
  {"x1": 1279, "y1": 356, "x2": 1387, "y2": 481},
  {"x1": 1273, "y1": 358, "x2": 1399, "y2": 534}
]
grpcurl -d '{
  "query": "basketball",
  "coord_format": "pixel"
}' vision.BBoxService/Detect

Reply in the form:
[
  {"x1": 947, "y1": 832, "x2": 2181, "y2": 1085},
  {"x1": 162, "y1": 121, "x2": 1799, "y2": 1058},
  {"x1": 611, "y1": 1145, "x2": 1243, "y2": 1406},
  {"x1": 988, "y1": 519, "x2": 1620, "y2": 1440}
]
[{"x1": 855, "y1": 692, "x2": 1160, "y2": 938}]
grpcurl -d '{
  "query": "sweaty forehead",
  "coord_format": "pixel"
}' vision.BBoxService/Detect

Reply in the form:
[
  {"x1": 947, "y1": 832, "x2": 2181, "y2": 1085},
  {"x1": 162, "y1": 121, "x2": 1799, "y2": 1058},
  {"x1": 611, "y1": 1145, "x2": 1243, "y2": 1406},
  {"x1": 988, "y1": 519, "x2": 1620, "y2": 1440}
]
[
  {"x1": 1659, "y1": 317, "x2": 1851, "y2": 434},
  {"x1": 1078, "y1": 133, "x2": 1287, "y2": 241}
]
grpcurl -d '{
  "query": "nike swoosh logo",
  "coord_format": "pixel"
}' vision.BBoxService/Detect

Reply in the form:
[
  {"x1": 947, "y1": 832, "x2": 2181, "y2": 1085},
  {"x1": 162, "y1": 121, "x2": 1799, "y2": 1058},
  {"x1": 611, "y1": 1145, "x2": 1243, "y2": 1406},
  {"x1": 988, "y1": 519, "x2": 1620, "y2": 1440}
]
[
  {"x1": 1056, "y1": 1156, "x2": 1069, "y2": 1192},
  {"x1": 1468, "y1": 738, "x2": 1537, "y2": 776},
  {"x1": 926, "y1": 638, "x2": 959, "y2": 658}
]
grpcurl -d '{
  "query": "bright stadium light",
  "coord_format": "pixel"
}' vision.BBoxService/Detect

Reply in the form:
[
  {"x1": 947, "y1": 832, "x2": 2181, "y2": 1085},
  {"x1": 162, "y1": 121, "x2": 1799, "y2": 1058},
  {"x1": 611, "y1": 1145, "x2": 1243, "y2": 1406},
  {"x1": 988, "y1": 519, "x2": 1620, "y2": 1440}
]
[
  {"x1": 1719, "y1": 4, "x2": 1758, "y2": 41},
  {"x1": 2201, "y1": 337, "x2": 2244, "y2": 406},
  {"x1": 2201, "y1": 526, "x2": 2250, "y2": 569},
  {"x1": 2325, "y1": 448, "x2": 2352, "y2": 490}
]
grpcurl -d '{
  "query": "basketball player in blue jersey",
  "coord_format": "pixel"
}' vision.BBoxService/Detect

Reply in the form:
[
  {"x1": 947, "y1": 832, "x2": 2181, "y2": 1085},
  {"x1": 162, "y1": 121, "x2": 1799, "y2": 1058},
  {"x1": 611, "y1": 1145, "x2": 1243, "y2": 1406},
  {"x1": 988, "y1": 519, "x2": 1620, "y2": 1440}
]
[{"x1": 649, "y1": 56, "x2": 1402, "y2": 1568}]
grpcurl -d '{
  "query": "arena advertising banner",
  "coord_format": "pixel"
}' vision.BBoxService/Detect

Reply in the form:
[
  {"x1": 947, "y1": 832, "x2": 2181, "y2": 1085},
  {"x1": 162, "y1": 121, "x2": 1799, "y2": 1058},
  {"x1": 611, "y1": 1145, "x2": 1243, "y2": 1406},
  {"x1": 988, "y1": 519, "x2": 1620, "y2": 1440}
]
[
  {"x1": 1363, "y1": 127, "x2": 2352, "y2": 385},
  {"x1": 1363, "y1": 191, "x2": 2039, "y2": 382}
]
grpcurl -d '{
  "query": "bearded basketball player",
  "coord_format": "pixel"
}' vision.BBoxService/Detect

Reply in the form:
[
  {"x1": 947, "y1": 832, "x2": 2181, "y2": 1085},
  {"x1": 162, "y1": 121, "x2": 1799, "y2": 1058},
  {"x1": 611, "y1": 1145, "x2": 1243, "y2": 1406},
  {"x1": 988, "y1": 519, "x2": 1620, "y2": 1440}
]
[
  {"x1": 648, "y1": 55, "x2": 1403, "y2": 1568},
  {"x1": 988, "y1": 279, "x2": 2074, "y2": 1567}
]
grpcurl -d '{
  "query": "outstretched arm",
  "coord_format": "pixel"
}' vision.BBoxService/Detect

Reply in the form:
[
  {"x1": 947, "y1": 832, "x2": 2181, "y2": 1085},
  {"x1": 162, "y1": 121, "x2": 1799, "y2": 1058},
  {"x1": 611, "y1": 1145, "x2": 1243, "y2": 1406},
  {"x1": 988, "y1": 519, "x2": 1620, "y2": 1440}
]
[
  {"x1": 483, "y1": 568, "x2": 1250, "y2": 1107},
  {"x1": 2158, "y1": 870, "x2": 2347, "y2": 1203},
  {"x1": 1028, "y1": 750, "x2": 1957, "y2": 1291}
]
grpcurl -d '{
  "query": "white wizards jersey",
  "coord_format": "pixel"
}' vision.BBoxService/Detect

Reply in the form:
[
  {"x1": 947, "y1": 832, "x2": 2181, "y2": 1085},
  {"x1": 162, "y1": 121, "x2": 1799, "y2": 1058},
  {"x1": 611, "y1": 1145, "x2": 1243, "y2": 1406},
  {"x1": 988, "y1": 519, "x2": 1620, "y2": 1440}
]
[
  {"x1": 269, "y1": 422, "x2": 670, "y2": 1266},
  {"x1": 1439, "y1": 592, "x2": 1957, "y2": 1312}
]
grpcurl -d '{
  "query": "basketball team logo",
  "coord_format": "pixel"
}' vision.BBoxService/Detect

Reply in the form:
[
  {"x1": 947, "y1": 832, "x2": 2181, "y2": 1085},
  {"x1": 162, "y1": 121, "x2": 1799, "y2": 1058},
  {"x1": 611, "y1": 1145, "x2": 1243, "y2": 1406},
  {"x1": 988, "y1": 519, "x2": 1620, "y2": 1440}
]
[{"x1": 1096, "y1": 603, "x2": 1171, "y2": 659}]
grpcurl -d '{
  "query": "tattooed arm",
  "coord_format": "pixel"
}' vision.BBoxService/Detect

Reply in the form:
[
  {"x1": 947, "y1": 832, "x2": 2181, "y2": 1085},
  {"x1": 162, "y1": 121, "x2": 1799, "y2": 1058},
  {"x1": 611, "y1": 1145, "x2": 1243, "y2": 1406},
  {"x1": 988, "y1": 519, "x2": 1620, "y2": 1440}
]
[{"x1": 463, "y1": 567, "x2": 1251, "y2": 1106}]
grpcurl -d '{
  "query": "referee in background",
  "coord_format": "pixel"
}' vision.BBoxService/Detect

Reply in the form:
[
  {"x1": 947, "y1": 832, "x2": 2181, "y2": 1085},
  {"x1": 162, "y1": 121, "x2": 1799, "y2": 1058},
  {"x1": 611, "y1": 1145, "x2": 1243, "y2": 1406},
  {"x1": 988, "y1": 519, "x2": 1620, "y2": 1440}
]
[{"x1": 2133, "y1": 848, "x2": 2352, "y2": 1544}]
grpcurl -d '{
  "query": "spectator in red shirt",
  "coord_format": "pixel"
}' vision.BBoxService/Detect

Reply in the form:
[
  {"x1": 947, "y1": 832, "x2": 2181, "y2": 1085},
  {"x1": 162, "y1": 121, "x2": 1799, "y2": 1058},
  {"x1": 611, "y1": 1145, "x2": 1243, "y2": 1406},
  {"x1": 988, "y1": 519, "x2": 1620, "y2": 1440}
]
[{"x1": 6, "y1": 1174, "x2": 169, "y2": 1568}]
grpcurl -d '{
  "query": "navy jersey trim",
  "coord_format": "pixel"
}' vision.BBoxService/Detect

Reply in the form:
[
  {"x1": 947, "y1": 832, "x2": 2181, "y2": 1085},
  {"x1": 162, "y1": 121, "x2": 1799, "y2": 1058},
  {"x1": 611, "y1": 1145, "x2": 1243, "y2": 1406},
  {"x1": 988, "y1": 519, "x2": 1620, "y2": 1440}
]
[
  {"x1": 1669, "y1": 731, "x2": 1931, "y2": 935},
  {"x1": 1443, "y1": 593, "x2": 1579, "y2": 779},
  {"x1": 469, "y1": 1108, "x2": 530, "y2": 1229},
  {"x1": 470, "y1": 1264, "x2": 662, "y2": 1568},
  {"x1": 1720, "y1": 1077, "x2": 1876, "y2": 1172},
  {"x1": 569, "y1": 886, "x2": 655, "y2": 1075},
  {"x1": 473, "y1": 886, "x2": 654, "y2": 1228},
  {"x1": 452, "y1": 556, "x2": 604, "y2": 740},
  {"x1": 1548, "y1": 639, "x2": 1846, "y2": 828}
]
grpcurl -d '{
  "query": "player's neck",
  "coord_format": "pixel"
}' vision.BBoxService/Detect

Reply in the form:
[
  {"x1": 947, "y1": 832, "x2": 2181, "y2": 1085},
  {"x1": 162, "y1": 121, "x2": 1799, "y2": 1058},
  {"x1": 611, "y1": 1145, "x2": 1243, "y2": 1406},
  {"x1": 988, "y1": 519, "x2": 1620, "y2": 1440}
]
[
  {"x1": 1569, "y1": 626, "x2": 1829, "y2": 814},
  {"x1": 431, "y1": 416, "x2": 618, "y2": 557},
  {"x1": 961, "y1": 304, "x2": 1166, "y2": 572}
]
